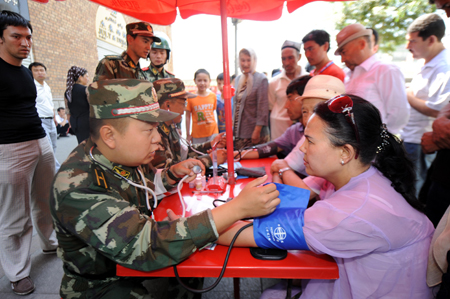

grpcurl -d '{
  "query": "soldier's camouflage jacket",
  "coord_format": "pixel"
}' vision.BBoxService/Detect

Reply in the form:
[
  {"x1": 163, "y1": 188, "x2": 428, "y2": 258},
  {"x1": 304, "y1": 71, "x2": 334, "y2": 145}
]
[
  {"x1": 93, "y1": 51, "x2": 148, "y2": 82},
  {"x1": 50, "y1": 138, "x2": 218, "y2": 299},
  {"x1": 143, "y1": 64, "x2": 175, "y2": 83},
  {"x1": 151, "y1": 122, "x2": 213, "y2": 169}
]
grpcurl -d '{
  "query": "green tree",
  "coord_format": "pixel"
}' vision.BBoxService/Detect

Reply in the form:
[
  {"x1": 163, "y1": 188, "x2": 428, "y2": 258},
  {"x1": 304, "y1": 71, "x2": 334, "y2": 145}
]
[{"x1": 336, "y1": 0, "x2": 436, "y2": 53}]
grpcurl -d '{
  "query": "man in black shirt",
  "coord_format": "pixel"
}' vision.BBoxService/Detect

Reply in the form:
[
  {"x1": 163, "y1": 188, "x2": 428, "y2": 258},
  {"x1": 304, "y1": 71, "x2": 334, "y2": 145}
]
[{"x1": 0, "y1": 10, "x2": 58, "y2": 296}]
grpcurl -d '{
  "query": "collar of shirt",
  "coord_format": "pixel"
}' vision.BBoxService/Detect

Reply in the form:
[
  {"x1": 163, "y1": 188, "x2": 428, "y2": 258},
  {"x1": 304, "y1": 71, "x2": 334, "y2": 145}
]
[
  {"x1": 150, "y1": 64, "x2": 164, "y2": 76},
  {"x1": 34, "y1": 79, "x2": 44, "y2": 88},
  {"x1": 158, "y1": 122, "x2": 172, "y2": 136},
  {"x1": 422, "y1": 48, "x2": 449, "y2": 71},
  {"x1": 84, "y1": 138, "x2": 137, "y2": 178},
  {"x1": 276, "y1": 67, "x2": 306, "y2": 81},
  {"x1": 356, "y1": 54, "x2": 379, "y2": 73},
  {"x1": 122, "y1": 51, "x2": 140, "y2": 69}
]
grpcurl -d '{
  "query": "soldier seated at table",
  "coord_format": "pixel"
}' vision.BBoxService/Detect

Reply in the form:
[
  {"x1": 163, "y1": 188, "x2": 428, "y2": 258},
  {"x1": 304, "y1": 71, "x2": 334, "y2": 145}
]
[
  {"x1": 151, "y1": 78, "x2": 227, "y2": 169},
  {"x1": 50, "y1": 79, "x2": 279, "y2": 299}
]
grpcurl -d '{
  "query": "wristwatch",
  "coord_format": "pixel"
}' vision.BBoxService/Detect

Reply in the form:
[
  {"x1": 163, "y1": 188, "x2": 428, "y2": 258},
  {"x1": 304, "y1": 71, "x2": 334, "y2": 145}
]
[
  {"x1": 167, "y1": 168, "x2": 181, "y2": 182},
  {"x1": 278, "y1": 167, "x2": 291, "y2": 178}
]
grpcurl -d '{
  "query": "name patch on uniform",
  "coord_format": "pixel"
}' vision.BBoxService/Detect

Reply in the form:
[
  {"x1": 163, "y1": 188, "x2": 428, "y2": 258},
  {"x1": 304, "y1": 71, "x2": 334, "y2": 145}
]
[
  {"x1": 113, "y1": 166, "x2": 131, "y2": 179},
  {"x1": 92, "y1": 166, "x2": 109, "y2": 189},
  {"x1": 160, "y1": 123, "x2": 170, "y2": 135}
]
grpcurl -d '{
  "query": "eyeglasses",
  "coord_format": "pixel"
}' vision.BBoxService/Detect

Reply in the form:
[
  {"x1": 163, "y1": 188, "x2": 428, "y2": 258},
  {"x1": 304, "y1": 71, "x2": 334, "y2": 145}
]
[{"x1": 326, "y1": 95, "x2": 360, "y2": 159}]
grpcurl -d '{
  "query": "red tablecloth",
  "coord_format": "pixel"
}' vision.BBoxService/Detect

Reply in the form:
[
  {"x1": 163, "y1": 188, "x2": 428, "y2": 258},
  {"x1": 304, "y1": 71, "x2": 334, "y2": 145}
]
[{"x1": 117, "y1": 158, "x2": 339, "y2": 280}]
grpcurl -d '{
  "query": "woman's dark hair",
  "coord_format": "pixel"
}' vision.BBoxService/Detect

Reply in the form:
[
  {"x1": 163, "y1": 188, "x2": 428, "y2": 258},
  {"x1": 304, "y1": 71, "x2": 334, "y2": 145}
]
[
  {"x1": 0, "y1": 10, "x2": 32, "y2": 39},
  {"x1": 314, "y1": 95, "x2": 423, "y2": 212}
]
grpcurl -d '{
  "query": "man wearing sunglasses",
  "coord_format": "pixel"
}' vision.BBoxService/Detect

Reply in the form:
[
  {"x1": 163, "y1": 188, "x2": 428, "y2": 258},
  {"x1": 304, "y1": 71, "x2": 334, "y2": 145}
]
[
  {"x1": 335, "y1": 23, "x2": 410, "y2": 135},
  {"x1": 403, "y1": 14, "x2": 450, "y2": 196}
]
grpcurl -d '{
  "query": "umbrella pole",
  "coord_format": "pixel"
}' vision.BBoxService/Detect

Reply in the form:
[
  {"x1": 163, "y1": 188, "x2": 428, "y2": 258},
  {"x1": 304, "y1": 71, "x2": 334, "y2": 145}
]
[{"x1": 220, "y1": 0, "x2": 235, "y2": 185}]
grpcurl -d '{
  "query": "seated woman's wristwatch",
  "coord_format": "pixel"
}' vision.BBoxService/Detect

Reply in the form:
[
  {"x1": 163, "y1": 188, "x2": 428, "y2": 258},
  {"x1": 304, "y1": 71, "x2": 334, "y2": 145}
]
[{"x1": 278, "y1": 167, "x2": 291, "y2": 178}]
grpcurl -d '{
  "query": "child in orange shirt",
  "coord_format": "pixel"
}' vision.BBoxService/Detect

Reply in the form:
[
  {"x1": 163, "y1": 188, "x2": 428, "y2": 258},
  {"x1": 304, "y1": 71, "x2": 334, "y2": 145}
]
[{"x1": 186, "y1": 69, "x2": 219, "y2": 144}]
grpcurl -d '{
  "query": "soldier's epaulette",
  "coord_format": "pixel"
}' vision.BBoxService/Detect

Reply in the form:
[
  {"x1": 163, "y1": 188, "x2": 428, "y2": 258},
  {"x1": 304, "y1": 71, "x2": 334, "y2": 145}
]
[
  {"x1": 90, "y1": 165, "x2": 110, "y2": 191},
  {"x1": 142, "y1": 66, "x2": 149, "y2": 71},
  {"x1": 166, "y1": 69, "x2": 175, "y2": 76},
  {"x1": 104, "y1": 55, "x2": 122, "y2": 60}
]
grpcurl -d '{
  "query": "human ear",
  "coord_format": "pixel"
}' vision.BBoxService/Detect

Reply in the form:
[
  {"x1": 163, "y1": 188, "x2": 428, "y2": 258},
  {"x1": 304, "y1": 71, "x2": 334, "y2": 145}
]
[
  {"x1": 340, "y1": 144, "x2": 356, "y2": 163},
  {"x1": 99, "y1": 125, "x2": 116, "y2": 149}
]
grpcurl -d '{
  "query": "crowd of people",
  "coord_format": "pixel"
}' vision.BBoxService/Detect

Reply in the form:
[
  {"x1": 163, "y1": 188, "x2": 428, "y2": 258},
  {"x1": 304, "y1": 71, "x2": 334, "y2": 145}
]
[{"x1": 1, "y1": 1, "x2": 450, "y2": 298}]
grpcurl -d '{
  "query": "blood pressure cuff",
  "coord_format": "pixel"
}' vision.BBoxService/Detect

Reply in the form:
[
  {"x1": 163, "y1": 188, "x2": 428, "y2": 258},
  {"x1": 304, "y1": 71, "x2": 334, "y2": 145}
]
[
  {"x1": 253, "y1": 183, "x2": 310, "y2": 250},
  {"x1": 256, "y1": 142, "x2": 278, "y2": 158},
  {"x1": 235, "y1": 166, "x2": 266, "y2": 177}
]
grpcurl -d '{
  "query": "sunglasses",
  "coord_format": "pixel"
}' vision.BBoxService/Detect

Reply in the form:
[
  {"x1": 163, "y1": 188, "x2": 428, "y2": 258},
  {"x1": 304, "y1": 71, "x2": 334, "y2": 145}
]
[{"x1": 326, "y1": 95, "x2": 360, "y2": 159}]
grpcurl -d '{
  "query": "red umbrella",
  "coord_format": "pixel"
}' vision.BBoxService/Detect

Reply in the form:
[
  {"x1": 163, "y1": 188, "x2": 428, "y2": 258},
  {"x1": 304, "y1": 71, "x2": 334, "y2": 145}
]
[{"x1": 34, "y1": 0, "x2": 346, "y2": 183}]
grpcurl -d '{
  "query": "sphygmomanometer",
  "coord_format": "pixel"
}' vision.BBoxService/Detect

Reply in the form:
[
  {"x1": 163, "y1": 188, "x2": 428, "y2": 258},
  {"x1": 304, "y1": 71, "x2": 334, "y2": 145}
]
[{"x1": 174, "y1": 182, "x2": 311, "y2": 293}]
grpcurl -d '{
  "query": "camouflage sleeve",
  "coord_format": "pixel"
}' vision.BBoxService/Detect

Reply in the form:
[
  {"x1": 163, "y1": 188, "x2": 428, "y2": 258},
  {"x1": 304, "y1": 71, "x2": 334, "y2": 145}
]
[
  {"x1": 190, "y1": 140, "x2": 212, "y2": 154},
  {"x1": 186, "y1": 142, "x2": 213, "y2": 168},
  {"x1": 93, "y1": 58, "x2": 116, "y2": 82},
  {"x1": 57, "y1": 190, "x2": 218, "y2": 272},
  {"x1": 196, "y1": 154, "x2": 213, "y2": 168}
]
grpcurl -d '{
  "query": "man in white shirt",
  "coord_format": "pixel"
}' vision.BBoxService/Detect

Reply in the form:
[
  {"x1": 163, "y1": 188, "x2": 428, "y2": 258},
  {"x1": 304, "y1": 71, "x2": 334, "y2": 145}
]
[
  {"x1": 268, "y1": 40, "x2": 308, "y2": 140},
  {"x1": 335, "y1": 23, "x2": 410, "y2": 135},
  {"x1": 29, "y1": 62, "x2": 60, "y2": 171},
  {"x1": 403, "y1": 13, "x2": 450, "y2": 193},
  {"x1": 55, "y1": 107, "x2": 70, "y2": 137}
]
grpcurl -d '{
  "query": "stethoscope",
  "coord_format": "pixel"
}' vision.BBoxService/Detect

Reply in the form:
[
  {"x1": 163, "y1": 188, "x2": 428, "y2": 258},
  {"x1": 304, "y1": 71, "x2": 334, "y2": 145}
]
[
  {"x1": 89, "y1": 146, "x2": 203, "y2": 218},
  {"x1": 89, "y1": 146, "x2": 158, "y2": 218}
]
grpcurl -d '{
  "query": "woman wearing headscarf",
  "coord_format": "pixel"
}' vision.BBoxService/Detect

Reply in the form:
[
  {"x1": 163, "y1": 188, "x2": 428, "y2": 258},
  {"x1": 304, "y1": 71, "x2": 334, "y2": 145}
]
[
  {"x1": 233, "y1": 48, "x2": 269, "y2": 150},
  {"x1": 64, "y1": 66, "x2": 90, "y2": 144}
]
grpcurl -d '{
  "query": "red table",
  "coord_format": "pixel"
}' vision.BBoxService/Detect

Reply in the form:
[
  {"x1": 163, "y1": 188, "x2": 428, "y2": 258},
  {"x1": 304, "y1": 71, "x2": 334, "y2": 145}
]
[{"x1": 117, "y1": 158, "x2": 338, "y2": 281}]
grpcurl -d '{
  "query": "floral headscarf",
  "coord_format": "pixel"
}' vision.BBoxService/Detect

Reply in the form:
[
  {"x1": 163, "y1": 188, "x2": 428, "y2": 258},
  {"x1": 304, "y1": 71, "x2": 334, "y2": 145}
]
[{"x1": 64, "y1": 66, "x2": 87, "y2": 103}]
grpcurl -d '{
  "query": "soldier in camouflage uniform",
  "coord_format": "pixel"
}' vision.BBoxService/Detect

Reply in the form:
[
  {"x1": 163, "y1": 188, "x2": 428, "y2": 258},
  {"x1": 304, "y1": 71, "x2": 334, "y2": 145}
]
[
  {"x1": 50, "y1": 79, "x2": 280, "y2": 299},
  {"x1": 143, "y1": 35, "x2": 175, "y2": 83},
  {"x1": 93, "y1": 22, "x2": 160, "y2": 82},
  {"x1": 151, "y1": 78, "x2": 227, "y2": 169}
]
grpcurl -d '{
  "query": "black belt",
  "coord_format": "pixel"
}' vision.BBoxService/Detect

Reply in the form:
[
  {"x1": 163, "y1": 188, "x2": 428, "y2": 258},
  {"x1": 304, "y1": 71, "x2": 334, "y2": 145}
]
[{"x1": 40, "y1": 117, "x2": 53, "y2": 119}]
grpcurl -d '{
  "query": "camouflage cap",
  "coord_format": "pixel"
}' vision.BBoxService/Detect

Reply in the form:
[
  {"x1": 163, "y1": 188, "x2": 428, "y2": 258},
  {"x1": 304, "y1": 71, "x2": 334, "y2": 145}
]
[
  {"x1": 153, "y1": 78, "x2": 196, "y2": 105},
  {"x1": 126, "y1": 22, "x2": 161, "y2": 42},
  {"x1": 88, "y1": 79, "x2": 179, "y2": 123}
]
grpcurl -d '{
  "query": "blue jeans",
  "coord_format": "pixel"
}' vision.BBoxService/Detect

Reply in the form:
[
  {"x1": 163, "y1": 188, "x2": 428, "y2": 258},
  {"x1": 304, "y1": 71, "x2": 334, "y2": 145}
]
[{"x1": 404, "y1": 142, "x2": 436, "y2": 196}]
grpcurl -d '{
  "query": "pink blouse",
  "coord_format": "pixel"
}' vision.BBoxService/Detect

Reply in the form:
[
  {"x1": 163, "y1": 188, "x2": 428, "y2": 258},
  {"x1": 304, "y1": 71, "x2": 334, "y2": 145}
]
[{"x1": 302, "y1": 166, "x2": 435, "y2": 299}]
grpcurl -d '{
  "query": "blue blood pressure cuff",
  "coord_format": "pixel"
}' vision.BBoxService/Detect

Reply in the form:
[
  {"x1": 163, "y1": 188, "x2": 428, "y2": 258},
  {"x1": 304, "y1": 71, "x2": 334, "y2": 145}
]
[{"x1": 253, "y1": 183, "x2": 310, "y2": 250}]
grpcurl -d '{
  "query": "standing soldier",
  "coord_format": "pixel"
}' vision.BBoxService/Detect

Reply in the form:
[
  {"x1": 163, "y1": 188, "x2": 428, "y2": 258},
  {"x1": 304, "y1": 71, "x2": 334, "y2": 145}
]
[
  {"x1": 143, "y1": 35, "x2": 175, "y2": 83},
  {"x1": 151, "y1": 78, "x2": 226, "y2": 169},
  {"x1": 93, "y1": 22, "x2": 160, "y2": 82}
]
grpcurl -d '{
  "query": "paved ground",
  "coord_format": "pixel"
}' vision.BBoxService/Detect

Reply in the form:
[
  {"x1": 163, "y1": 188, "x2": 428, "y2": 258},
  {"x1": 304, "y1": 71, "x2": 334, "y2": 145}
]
[{"x1": 0, "y1": 135, "x2": 282, "y2": 298}]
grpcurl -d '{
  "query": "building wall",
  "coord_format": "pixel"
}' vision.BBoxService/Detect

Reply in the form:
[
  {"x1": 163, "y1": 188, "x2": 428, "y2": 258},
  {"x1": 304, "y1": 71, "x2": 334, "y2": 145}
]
[{"x1": 27, "y1": 0, "x2": 172, "y2": 108}]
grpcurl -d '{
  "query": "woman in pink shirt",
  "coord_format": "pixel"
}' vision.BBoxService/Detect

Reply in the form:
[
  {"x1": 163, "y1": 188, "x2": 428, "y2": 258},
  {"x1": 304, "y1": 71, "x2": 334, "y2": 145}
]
[{"x1": 219, "y1": 96, "x2": 434, "y2": 298}]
